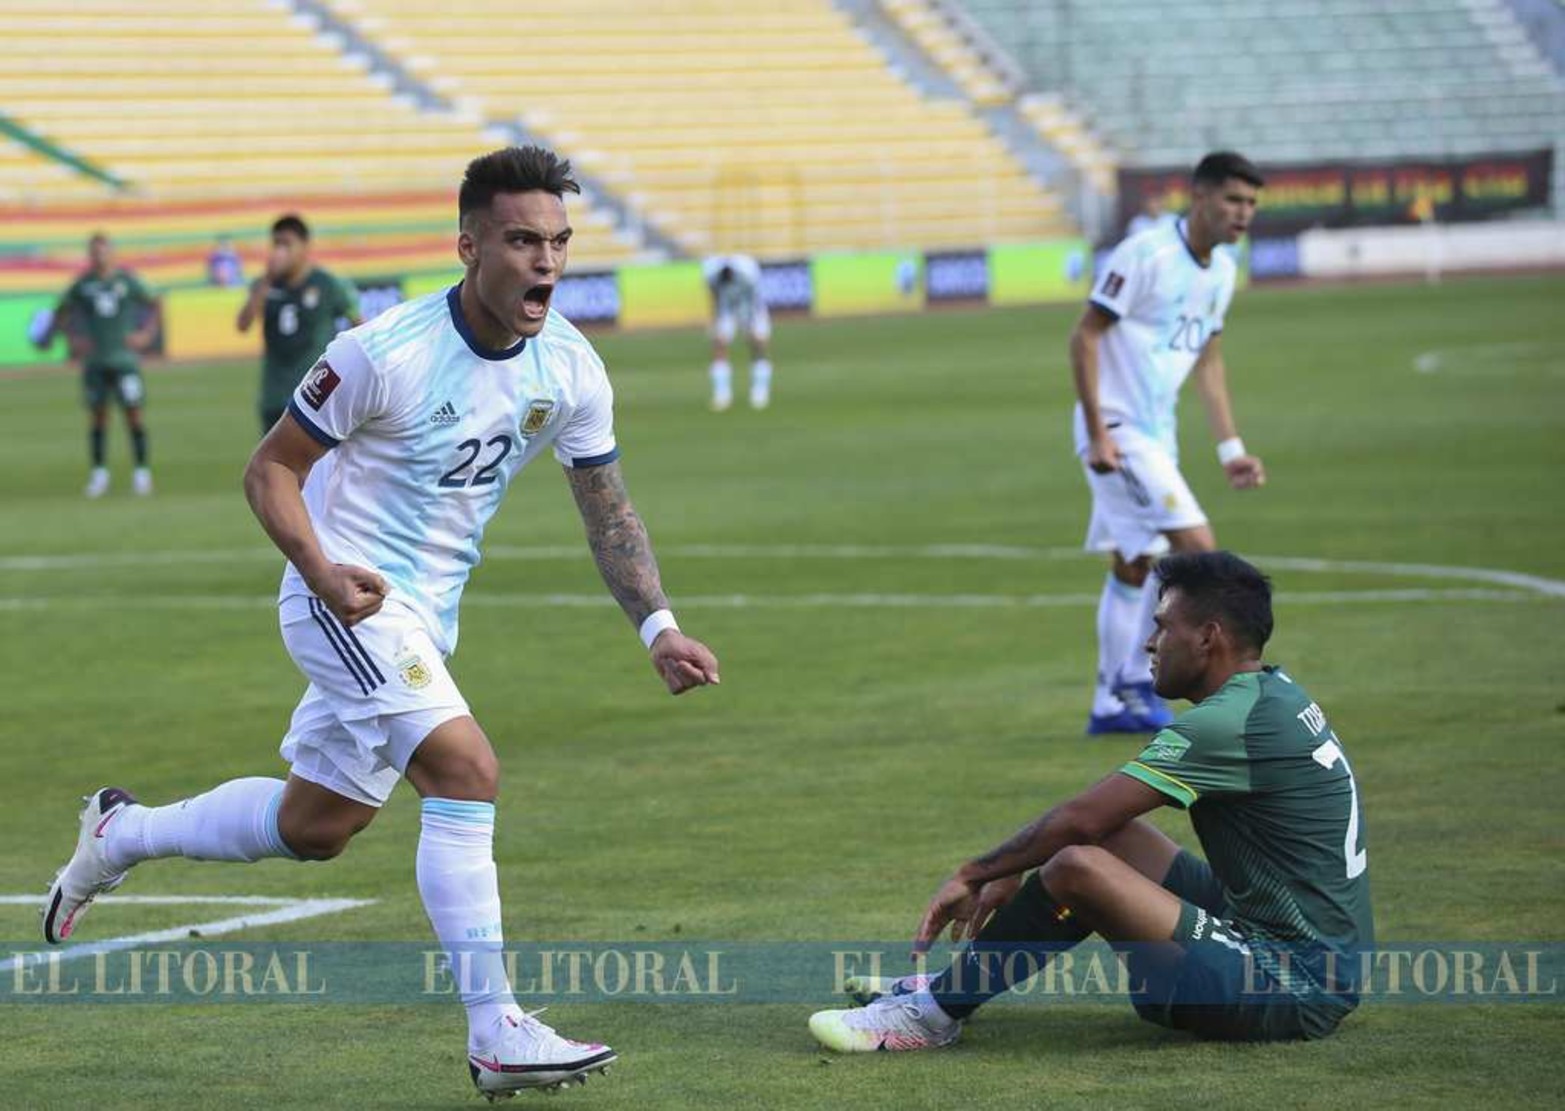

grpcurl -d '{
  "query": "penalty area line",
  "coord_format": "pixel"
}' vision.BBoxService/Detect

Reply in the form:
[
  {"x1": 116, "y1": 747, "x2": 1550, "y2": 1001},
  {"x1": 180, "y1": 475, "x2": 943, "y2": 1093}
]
[{"x1": 0, "y1": 894, "x2": 377, "y2": 973}]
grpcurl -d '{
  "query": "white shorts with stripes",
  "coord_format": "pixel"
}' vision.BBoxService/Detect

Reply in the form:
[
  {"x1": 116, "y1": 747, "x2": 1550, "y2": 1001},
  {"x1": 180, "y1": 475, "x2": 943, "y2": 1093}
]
[
  {"x1": 277, "y1": 594, "x2": 470, "y2": 807},
  {"x1": 1080, "y1": 425, "x2": 1208, "y2": 559}
]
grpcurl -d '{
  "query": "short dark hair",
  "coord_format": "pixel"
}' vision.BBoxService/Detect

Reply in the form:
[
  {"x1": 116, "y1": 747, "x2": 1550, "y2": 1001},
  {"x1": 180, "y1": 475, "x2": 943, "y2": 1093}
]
[
  {"x1": 1193, "y1": 151, "x2": 1264, "y2": 190},
  {"x1": 1155, "y1": 550, "x2": 1274, "y2": 653},
  {"x1": 459, "y1": 146, "x2": 580, "y2": 223},
  {"x1": 271, "y1": 214, "x2": 310, "y2": 241}
]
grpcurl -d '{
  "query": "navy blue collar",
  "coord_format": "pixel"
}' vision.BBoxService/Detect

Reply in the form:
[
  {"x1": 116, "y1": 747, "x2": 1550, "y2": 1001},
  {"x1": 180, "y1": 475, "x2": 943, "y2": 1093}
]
[
  {"x1": 448, "y1": 283, "x2": 527, "y2": 361},
  {"x1": 1175, "y1": 218, "x2": 1212, "y2": 270}
]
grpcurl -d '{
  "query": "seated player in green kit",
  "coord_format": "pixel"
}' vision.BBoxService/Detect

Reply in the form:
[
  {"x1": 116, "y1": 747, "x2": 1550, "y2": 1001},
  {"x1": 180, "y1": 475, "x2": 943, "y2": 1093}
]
[{"x1": 811, "y1": 551, "x2": 1372, "y2": 1049}]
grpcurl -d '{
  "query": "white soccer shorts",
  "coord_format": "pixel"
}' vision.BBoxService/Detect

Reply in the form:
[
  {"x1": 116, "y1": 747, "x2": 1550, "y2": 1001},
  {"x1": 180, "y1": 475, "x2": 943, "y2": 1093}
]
[
  {"x1": 712, "y1": 304, "x2": 771, "y2": 345},
  {"x1": 1081, "y1": 425, "x2": 1208, "y2": 559},
  {"x1": 277, "y1": 595, "x2": 470, "y2": 807}
]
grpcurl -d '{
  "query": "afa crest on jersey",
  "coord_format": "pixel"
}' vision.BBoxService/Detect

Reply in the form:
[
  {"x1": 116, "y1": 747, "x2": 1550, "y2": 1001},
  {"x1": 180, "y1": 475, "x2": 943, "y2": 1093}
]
[
  {"x1": 520, "y1": 399, "x2": 556, "y2": 436},
  {"x1": 396, "y1": 651, "x2": 433, "y2": 690}
]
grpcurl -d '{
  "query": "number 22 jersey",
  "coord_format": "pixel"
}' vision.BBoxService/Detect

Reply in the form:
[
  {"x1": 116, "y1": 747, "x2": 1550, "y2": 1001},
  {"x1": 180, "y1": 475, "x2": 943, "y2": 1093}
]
[{"x1": 282, "y1": 284, "x2": 619, "y2": 654}]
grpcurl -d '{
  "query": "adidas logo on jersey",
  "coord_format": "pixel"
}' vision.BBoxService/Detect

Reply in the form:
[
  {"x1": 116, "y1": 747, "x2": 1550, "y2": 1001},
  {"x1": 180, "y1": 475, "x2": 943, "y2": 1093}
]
[{"x1": 430, "y1": 401, "x2": 460, "y2": 425}]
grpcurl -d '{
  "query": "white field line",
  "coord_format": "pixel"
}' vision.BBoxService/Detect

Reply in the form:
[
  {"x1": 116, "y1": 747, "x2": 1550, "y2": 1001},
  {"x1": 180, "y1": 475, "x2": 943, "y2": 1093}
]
[
  {"x1": 0, "y1": 543, "x2": 1560, "y2": 599},
  {"x1": 0, "y1": 894, "x2": 377, "y2": 973},
  {"x1": 0, "y1": 588, "x2": 1542, "y2": 613},
  {"x1": 1412, "y1": 340, "x2": 1561, "y2": 374}
]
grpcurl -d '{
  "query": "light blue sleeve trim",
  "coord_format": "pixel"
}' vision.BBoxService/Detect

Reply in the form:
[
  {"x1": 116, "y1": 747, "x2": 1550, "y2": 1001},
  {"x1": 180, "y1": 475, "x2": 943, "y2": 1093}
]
[{"x1": 422, "y1": 798, "x2": 497, "y2": 825}]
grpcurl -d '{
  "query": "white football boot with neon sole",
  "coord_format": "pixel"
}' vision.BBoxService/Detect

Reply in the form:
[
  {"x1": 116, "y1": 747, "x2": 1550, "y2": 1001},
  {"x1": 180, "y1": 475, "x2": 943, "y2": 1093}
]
[
  {"x1": 42, "y1": 787, "x2": 138, "y2": 944},
  {"x1": 809, "y1": 993, "x2": 961, "y2": 1053}
]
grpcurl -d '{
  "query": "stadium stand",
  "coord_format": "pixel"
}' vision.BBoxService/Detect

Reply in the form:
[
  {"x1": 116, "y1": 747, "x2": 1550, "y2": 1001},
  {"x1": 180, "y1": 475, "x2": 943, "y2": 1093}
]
[
  {"x1": 955, "y1": 0, "x2": 1564, "y2": 168},
  {"x1": 878, "y1": 0, "x2": 1017, "y2": 108},
  {"x1": 0, "y1": 0, "x2": 638, "y2": 289},
  {"x1": 324, "y1": 0, "x2": 1075, "y2": 255}
]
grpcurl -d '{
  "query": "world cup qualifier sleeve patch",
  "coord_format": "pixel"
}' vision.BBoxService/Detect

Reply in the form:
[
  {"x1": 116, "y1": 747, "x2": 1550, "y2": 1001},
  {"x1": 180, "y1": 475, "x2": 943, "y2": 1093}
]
[{"x1": 300, "y1": 360, "x2": 341, "y2": 410}]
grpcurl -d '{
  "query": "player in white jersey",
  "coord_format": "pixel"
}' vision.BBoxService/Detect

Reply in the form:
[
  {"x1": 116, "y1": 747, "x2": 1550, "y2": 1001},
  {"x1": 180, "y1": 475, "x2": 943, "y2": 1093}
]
[
  {"x1": 42, "y1": 147, "x2": 721, "y2": 1100},
  {"x1": 702, "y1": 253, "x2": 773, "y2": 410},
  {"x1": 1070, "y1": 152, "x2": 1267, "y2": 735}
]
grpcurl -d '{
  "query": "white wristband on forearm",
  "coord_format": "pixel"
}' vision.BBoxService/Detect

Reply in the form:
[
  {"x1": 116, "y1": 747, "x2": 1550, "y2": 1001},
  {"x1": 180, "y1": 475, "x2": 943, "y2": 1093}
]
[
  {"x1": 1216, "y1": 437, "x2": 1247, "y2": 465},
  {"x1": 639, "y1": 609, "x2": 679, "y2": 650}
]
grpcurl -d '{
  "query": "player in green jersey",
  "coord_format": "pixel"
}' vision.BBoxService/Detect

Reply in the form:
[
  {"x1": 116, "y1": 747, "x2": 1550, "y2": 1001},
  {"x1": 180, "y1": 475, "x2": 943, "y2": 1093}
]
[
  {"x1": 236, "y1": 214, "x2": 361, "y2": 435},
  {"x1": 811, "y1": 550, "x2": 1373, "y2": 1049},
  {"x1": 36, "y1": 233, "x2": 162, "y2": 498}
]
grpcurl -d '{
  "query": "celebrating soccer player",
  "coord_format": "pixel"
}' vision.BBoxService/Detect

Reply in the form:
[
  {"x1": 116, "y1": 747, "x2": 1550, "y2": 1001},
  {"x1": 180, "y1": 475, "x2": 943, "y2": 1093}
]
[
  {"x1": 43, "y1": 147, "x2": 720, "y2": 1099},
  {"x1": 1071, "y1": 151, "x2": 1267, "y2": 734},
  {"x1": 237, "y1": 214, "x2": 362, "y2": 436},
  {"x1": 35, "y1": 232, "x2": 162, "y2": 498},
  {"x1": 810, "y1": 551, "x2": 1373, "y2": 1050},
  {"x1": 703, "y1": 253, "x2": 773, "y2": 411}
]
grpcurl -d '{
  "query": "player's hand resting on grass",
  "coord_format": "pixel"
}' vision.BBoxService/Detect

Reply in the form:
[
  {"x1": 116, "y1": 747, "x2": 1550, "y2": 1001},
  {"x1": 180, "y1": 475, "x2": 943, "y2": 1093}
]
[
  {"x1": 1223, "y1": 453, "x2": 1266, "y2": 490},
  {"x1": 309, "y1": 563, "x2": 388, "y2": 626},
  {"x1": 649, "y1": 630, "x2": 720, "y2": 695}
]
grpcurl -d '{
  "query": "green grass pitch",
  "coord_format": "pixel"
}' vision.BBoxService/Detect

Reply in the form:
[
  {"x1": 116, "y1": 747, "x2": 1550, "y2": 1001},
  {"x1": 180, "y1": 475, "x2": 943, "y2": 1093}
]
[{"x1": 0, "y1": 274, "x2": 1561, "y2": 1108}]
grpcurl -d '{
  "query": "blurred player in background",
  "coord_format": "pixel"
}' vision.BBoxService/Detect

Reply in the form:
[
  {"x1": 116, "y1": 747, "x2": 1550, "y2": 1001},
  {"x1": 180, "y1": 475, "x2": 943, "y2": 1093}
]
[
  {"x1": 703, "y1": 253, "x2": 773, "y2": 410},
  {"x1": 1125, "y1": 193, "x2": 1174, "y2": 239},
  {"x1": 237, "y1": 214, "x2": 361, "y2": 436},
  {"x1": 811, "y1": 552, "x2": 1373, "y2": 1052},
  {"x1": 1070, "y1": 151, "x2": 1267, "y2": 735},
  {"x1": 35, "y1": 232, "x2": 162, "y2": 498},
  {"x1": 207, "y1": 234, "x2": 244, "y2": 287},
  {"x1": 43, "y1": 147, "x2": 719, "y2": 1100}
]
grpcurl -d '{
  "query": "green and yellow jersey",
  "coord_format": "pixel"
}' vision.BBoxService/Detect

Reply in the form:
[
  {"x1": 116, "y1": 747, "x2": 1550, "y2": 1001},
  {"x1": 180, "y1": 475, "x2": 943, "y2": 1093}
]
[
  {"x1": 60, "y1": 269, "x2": 156, "y2": 372},
  {"x1": 259, "y1": 267, "x2": 359, "y2": 414},
  {"x1": 1123, "y1": 666, "x2": 1374, "y2": 953}
]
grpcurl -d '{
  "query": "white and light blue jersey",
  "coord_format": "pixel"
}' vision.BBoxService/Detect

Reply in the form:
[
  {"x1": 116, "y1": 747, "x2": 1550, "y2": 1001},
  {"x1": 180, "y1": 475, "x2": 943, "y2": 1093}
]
[
  {"x1": 282, "y1": 285, "x2": 619, "y2": 654},
  {"x1": 702, "y1": 253, "x2": 762, "y2": 319},
  {"x1": 1075, "y1": 218, "x2": 1238, "y2": 455}
]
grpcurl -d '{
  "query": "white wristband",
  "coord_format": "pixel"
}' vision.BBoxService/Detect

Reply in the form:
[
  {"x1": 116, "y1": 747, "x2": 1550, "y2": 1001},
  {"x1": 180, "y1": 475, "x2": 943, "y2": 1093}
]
[
  {"x1": 1216, "y1": 437, "x2": 1247, "y2": 465},
  {"x1": 639, "y1": 609, "x2": 679, "y2": 650}
]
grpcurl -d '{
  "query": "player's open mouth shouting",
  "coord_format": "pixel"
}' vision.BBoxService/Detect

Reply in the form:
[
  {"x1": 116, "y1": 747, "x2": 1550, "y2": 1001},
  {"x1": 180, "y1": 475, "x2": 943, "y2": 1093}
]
[{"x1": 521, "y1": 282, "x2": 554, "y2": 322}]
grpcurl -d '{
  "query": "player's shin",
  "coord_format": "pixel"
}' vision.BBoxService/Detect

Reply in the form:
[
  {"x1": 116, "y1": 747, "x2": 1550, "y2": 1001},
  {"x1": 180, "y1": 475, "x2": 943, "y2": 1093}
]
[
  {"x1": 104, "y1": 776, "x2": 298, "y2": 868},
  {"x1": 417, "y1": 799, "x2": 522, "y2": 1049},
  {"x1": 926, "y1": 872, "x2": 1091, "y2": 1020}
]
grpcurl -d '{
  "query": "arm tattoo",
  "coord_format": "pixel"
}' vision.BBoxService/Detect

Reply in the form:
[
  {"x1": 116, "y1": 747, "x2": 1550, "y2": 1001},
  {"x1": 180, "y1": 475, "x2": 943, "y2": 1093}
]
[
  {"x1": 565, "y1": 461, "x2": 669, "y2": 628},
  {"x1": 970, "y1": 807, "x2": 1062, "y2": 876}
]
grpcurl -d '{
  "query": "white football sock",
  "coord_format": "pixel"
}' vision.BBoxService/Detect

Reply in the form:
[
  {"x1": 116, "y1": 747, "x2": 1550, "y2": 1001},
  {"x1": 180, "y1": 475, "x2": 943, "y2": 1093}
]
[
  {"x1": 750, "y1": 358, "x2": 773, "y2": 393},
  {"x1": 709, "y1": 359, "x2": 733, "y2": 398},
  {"x1": 1093, "y1": 573, "x2": 1143, "y2": 715},
  {"x1": 104, "y1": 776, "x2": 297, "y2": 869},
  {"x1": 417, "y1": 798, "x2": 522, "y2": 1050},
  {"x1": 1120, "y1": 569, "x2": 1163, "y2": 687}
]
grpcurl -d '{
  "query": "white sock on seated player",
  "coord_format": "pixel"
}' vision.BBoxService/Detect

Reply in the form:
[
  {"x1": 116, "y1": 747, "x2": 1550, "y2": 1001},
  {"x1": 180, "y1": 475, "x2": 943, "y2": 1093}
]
[
  {"x1": 103, "y1": 776, "x2": 298, "y2": 869},
  {"x1": 417, "y1": 798, "x2": 524, "y2": 1050},
  {"x1": 1094, "y1": 572, "x2": 1143, "y2": 715}
]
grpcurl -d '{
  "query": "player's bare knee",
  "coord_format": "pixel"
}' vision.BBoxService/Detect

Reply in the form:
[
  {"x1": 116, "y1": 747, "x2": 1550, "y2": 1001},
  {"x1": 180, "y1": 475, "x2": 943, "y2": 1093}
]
[
  {"x1": 1040, "y1": 844, "x2": 1108, "y2": 902},
  {"x1": 424, "y1": 747, "x2": 500, "y2": 801}
]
